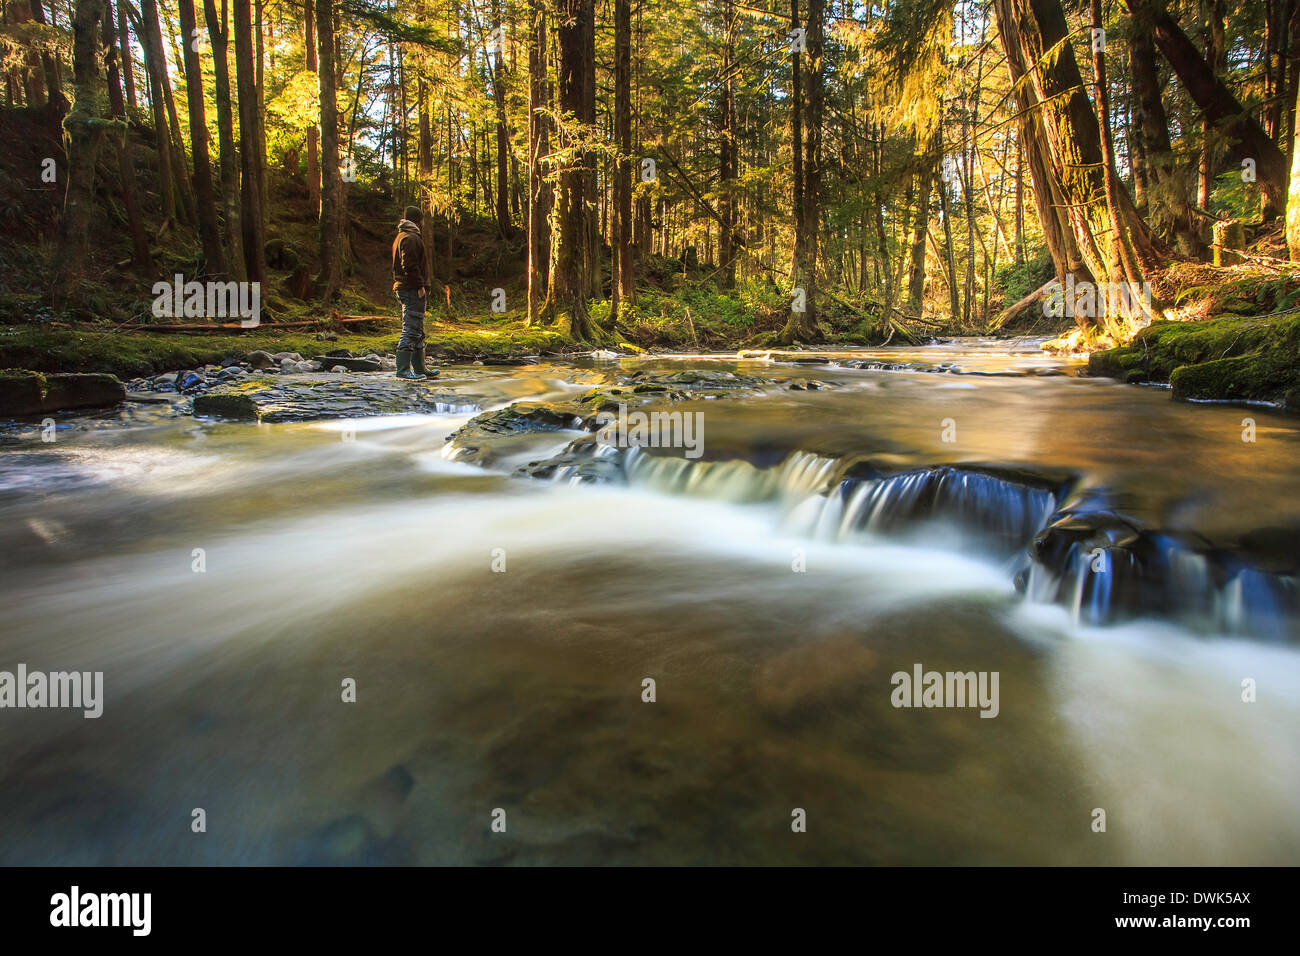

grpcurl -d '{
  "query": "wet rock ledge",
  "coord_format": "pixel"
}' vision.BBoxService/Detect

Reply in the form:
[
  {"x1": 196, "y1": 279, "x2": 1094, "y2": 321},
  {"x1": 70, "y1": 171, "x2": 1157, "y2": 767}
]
[{"x1": 0, "y1": 370, "x2": 126, "y2": 417}]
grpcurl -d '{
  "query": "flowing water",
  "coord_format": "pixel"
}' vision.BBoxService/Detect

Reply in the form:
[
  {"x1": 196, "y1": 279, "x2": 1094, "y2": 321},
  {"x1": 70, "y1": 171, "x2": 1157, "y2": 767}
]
[{"x1": 1, "y1": 338, "x2": 1297, "y2": 865}]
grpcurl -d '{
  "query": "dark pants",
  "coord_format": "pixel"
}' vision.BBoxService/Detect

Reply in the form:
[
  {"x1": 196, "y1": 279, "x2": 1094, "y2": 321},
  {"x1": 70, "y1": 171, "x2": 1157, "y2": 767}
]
[{"x1": 396, "y1": 288, "x2": 426, "y2": 351}]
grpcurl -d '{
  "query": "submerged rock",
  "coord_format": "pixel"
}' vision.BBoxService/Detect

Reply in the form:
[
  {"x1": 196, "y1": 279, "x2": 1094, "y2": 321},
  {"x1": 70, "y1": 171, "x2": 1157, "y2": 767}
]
[
  {"x1": 193, "y1": 377, "x2": 476, "y2": 422},
  {"x1": 444, "y1": 402, "x2": 585, "y2": 465},
  {"x1": 754, "y1": 637, "x2": 879, "y2": 721}
]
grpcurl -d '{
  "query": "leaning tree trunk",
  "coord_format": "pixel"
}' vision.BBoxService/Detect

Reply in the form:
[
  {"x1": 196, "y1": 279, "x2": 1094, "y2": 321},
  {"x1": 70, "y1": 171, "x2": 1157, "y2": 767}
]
[
  {"x1": 54, "y1": 0, "x2": 109, "y2": 301},
  {"x1": 994, "y1": 0, "x2": 1163, "y2": 329},
  {"x1": 1125, "y1": 0, "x2": 1287, "y2": 219},
  {"x1": 1129, "y1": 18, "x2": 1202, "y2": 256}
]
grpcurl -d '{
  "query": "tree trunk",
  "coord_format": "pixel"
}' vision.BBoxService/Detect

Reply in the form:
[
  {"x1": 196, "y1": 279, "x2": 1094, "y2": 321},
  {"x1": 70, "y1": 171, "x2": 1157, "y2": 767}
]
[
  {"x1": 544, "y1": 0, "x2": 595, "y2": 340},
  {"x1": 151, "y1": 0, "x2": 198, "y2": 228},
  {"x1": 178, "y1": 0, "x2": 226, "y2": 275},
  {"x1": 1287, "y1": 60, "x2": 1300, "y2": 257},
  {"x1": 1125, "y1": 0, "x2": 1287, "y2": 219},
  {"x1": 908, "y1": 143, "x2": 935, "y2": 313},
  {"x1": 492, "y1": 0, "x2": 511, "y2": 237},
  {"x1": 116, "y1": 0, "x2": 137, "y2": 112},
  {"x1": 1129, "y1": 16, "x2": 1202, "y2": 256},
  {"x1": 789, "y1": 0, "x2": 803, "y2": 277},
  {"x1": 1090, "y1": 0, "x2": 1151, "y2": 333},
  {"x1": 234, "y1": 0, "x2": 267, "y2": 285},
  {"x1": 718, "y1": 0, "x2": 738, "y2": 289},
  {"x1": 581, "y1": 0, "x2": 599, "y2": 302},
  {"x1": 1197, "y1": 0, "x2": 1224, "y2": 219},
  {"x1": 204, "y1": 0, "x2": 245, "y2": 280},
  {"x1": 27, "y1": 0, "x2": 67, "y2": 113},
  {"x1": 782, "y1": 0, "x2": 822, "y2": 343},
  {"x1": 315, "y1": 0, "x2": 343, "y2": 299},
  {"x1": 613, "y1": 0, "x2": 634, "y2": 317},
  {"x1": 418, "y1": 76, "x2": 434, "y2": 284},
  {"x1": 527, "y1": 0, "x2": 552, "y2": 325},
  {"x1": 103, "y1": 0, "x2": 150, "y2": 270},
  {"x1": 304, "y1": 0, "x2": 320, "y2": 214},
  {"x1": 54, "y1": 0, "x2": 108, "y2": 300},
  {"x1": 137, "y1": 0, "x2": 178, "y2": 226}
]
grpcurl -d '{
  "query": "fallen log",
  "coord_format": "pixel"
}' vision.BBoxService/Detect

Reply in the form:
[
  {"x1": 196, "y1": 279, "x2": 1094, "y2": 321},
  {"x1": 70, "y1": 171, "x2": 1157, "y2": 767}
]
[
  {"x1": 102, "y1": 314, "x2": 400, "y2": 334},
  {"x1": 991, "y1": 279, "x2": 1055, "y2": 331}
]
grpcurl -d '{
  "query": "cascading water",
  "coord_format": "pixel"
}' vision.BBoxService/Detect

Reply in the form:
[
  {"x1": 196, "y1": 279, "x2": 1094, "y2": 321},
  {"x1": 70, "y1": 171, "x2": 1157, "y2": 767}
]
[{"x1": 2, "y1": 343, "x2": 1298, "y2": 865}]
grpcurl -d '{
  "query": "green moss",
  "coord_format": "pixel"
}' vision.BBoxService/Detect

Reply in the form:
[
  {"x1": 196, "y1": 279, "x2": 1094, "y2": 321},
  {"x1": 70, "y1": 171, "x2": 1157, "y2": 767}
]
[
  {"x1": 192, "y1": 392, "x2": 260, "y2": 420},
  {"x1": 0, "y1": 320, "x2": 570, "y2": 378},
  {"x1": 1088, "y1": 314, "x2": 1300, "y2": 403},
  {"x1": 1169, "y1": 353, "x2": 1299, "y2": 402},
  {"x1": 0, "y1": 368, "x2": 124, "y2": 415}
]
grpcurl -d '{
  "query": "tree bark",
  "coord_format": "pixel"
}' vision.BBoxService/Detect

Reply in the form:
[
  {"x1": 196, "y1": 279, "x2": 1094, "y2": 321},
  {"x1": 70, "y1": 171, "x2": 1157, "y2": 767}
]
[
  {"x1": 103, "y1": 0, "x2": 150, "y2": 270},
  {"x1": 908, "y1": 142, "x2": 935, "y2": 313},
  {"x1": 544, "y1": 0, "x2": 595, "y2": 340},
  {"x1": 54, "y1": 0, "x2": 109, "y2": 299},
  {"x1": 718, "y1": 0, "x2": 738, "y2": 289},
  {"x1": 1129, "y1": 16, "x2": 1201, "y2": 256},
  {"x1": 304, "y1": 0, "x2": 320, "y2": 214},
  {"x1": 137, "y1": 0, "x2": 178, "y2": 226},
  {"x1": 527, "y1": 0, "x2": 552, "y2": 324},
  {"x1": 1125, "y1": 0, "x2": 1287, "y2": 218},
  {"x1": 612, "y1": 0, "x2": 634, "y2": 317},
  {"x1": 116, "y1": 0, "x2": 137, "y2": 112},
  {"x1": 492, "y1": 0, "x2": 511, "y2": 237},
  {"x1": 234, "y1": 0, "x2": 267, "y2": 285},
  {"x1": 203, "y1": 0, "x2": 245, "y2": 280},
  {"x1": 315, "y1": 0, "x2": 343, "y2": 299},
  {"x1": 178, "y1": 0, "x2": 226, "y2": 275}
]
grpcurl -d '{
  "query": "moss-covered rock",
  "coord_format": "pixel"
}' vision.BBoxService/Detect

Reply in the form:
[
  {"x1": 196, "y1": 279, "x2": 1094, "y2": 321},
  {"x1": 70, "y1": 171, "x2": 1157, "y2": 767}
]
[
  {"x1": 1087, "y1": 314, "x2": 1300, "y2": 404},
  {"x1": 0, "y1": 369, "x2": 125, "y2": 417},
  {"x1": 1169, "y1": 353, "x2": 1299, "y2": 402},
  {"x1": 192, "y1": 392, "x2": 261, "y2": 420}
]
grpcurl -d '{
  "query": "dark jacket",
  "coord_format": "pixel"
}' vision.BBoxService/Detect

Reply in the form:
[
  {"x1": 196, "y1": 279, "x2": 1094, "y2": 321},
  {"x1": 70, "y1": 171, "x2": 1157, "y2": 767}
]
[{"x1": 392, "y1": 220, "x2": 427, "y2": 292}]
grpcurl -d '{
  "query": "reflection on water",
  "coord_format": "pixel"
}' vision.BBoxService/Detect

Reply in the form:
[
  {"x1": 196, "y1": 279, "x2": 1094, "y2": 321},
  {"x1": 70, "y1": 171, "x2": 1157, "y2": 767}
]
[{"x1": 0, "y1": 343, "x2": 1296, "y2": 864}]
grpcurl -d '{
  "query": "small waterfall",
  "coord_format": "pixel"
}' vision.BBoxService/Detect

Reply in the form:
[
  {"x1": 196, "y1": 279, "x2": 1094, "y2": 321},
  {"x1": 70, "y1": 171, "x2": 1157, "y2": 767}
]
[
  {"x1": 498, "y1": 434, "x2": 1297, "y2": 643},
  {"x1": 1026, "y1": 522, "x2": 1297, "y2": 641},
  {"x1": 832, "y1": 466, "x2": 1061, "y2": 555},
  {"x1": 622, "y1": 446, "x2": 778, "y2": 501}
]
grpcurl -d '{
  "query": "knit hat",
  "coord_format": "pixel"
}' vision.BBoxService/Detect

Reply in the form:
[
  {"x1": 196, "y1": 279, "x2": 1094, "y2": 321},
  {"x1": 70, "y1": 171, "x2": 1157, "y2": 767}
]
[{"x1": 403, "y1": 205, "x2": 423, "y2": 224}]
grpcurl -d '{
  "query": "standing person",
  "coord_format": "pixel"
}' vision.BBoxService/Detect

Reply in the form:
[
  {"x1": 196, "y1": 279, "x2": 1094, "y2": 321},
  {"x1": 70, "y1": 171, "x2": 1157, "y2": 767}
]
[{"x1": 392, "y1": 205, "x2": 438, "y2": 380}]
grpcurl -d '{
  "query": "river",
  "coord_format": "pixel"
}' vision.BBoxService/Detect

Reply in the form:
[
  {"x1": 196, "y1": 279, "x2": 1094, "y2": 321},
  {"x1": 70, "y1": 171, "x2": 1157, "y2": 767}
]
[{"x1": 0, "y1": 337, "x2": 1296, "y2": 864}]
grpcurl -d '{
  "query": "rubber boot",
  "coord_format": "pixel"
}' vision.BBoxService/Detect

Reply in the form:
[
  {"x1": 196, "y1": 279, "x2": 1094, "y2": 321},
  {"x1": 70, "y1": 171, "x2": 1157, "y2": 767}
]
[
  {"x1": 413, "y1": 348, "x2": 439, "y2": 379},
  {"x1": 395, "y1": 349, "x2": 424, "y2": 380}
]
